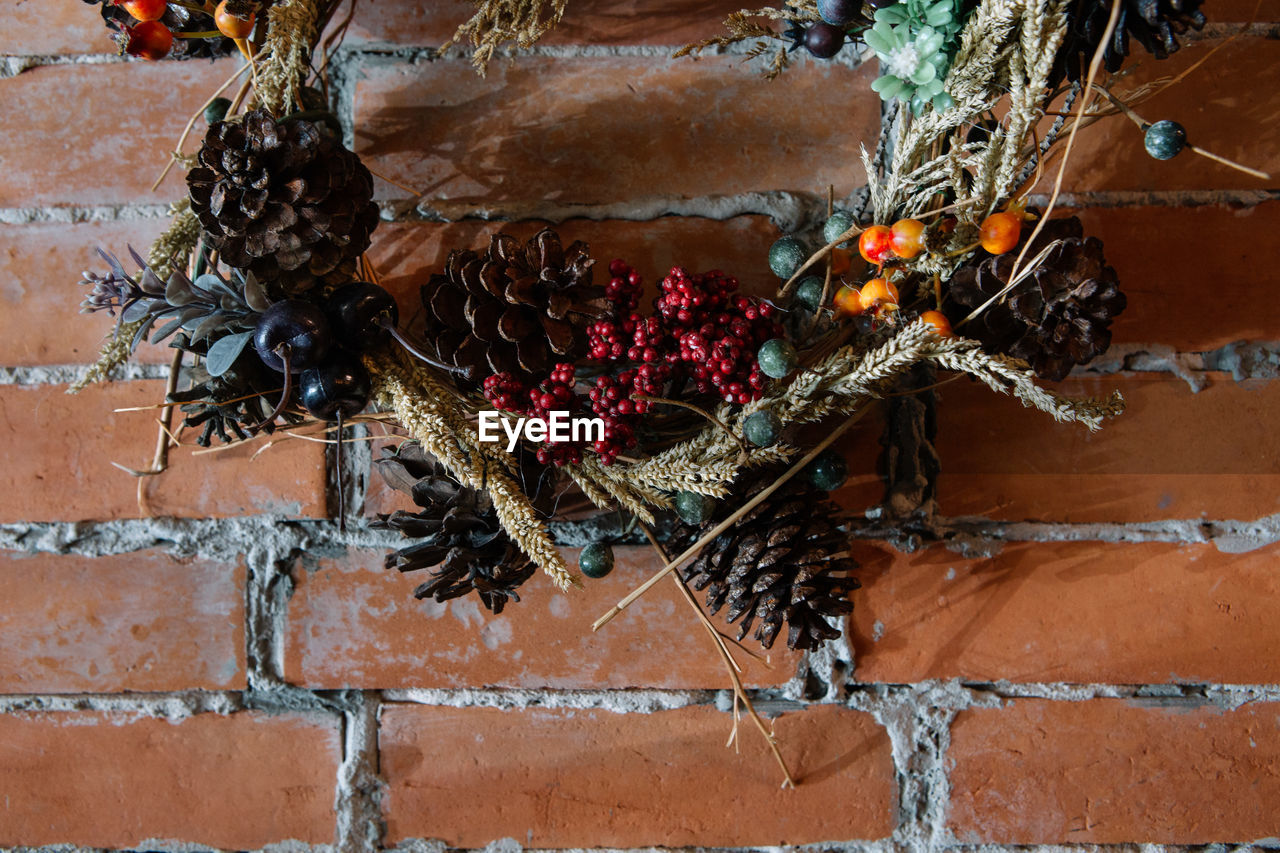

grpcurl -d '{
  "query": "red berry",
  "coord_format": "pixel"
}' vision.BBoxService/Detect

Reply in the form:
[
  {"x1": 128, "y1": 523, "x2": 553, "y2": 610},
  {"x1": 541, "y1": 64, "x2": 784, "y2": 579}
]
[
  {"x1": 116, "y1": 0, "x2": 167, "y2": 22},
  {"x1": 980, "y1": 212, "x2": 1021, "y2": 254},
  {"x1": 124, "y1": 20, "x2": 173, "y2": 60},
  {"x1": 214, "y1": 0, "x2": 255, "y2": 38},
  {"x1": 919, "y1": 310, "x2": 953, "y2": 337},
  {"x1": 858, "y1": 225, "x2": 894, "y2": 265},
  {"x1": 859, "y1": 278, "x2": 899, "y2": 313},
  {"x1": 889, "y1": 218, "x2": 926, "y2": 260}
]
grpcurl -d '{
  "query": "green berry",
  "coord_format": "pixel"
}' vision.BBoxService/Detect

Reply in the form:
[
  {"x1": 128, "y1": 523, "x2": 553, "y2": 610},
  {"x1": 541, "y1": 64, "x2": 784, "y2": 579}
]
[
  {"x1": 579, "y1": 542, "x2": 615, "y2": 579},
  {"x1": 806, "y1": 449, "x2": 848, "y2": 491},
  {"x1": 743, "y1": 410, "x2": 783, "y2": 447},
  {"x1": 1144, "y1": 120, "x2": 1186, "y2": 160},
  {"x1": 768, "y1": 236, "x2": 807, "y2": 278},
  {"x1": 794, "y1": 276, "x2": 825, "y2": 311},
  {"x1": 204, "y1": 97, "x2": 232, "y2": 125},
  {"x1": 824, "y1": 210, "x2": 856, "y2": 248},
  {"x1": 674, "y1": 491, "x2": 716, "y2": 525},
  {"x1": 757, "y1": 338, "x2": 798, "y2": 379}
]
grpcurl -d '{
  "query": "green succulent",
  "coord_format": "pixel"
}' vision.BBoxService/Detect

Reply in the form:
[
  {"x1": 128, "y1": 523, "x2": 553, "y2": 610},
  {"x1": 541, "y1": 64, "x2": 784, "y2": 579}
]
[{"x1": 865, "y1": 0, "x2": 964, "y2": 114}]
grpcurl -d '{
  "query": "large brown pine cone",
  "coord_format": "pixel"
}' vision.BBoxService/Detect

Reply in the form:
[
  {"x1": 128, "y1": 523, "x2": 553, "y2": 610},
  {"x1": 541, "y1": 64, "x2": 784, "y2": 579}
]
[
  {"x1": 1053, "y1": 0, "x2": 1206, "y2": 84},
  {"x1": 418, "y1": 229, "x2": 607, "y2": 385},
  {"x1": 371, "y1": 444, "x2": 536, "y2": 614},
  {"x1": 670, "y1": 472, "x2": 860, "y2": 652},
  {"x1": 186, "y1": 110, "x2": 379, "y2": 296},
  {"x1": 947, "y1": 216, "x2": 1126, "y2": 382}
]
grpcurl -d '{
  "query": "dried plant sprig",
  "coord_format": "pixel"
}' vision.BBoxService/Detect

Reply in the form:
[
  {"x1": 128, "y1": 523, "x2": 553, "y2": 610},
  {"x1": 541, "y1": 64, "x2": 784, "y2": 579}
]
[
  {"x1": 442, "y1": 0, "x2": 570, "y2": 75},
  {"x1": 674, "y1": 3, "x2": 817, "y2": 78},
  {"x1": 71, "y1": 201, "x2": 201, "y2": 394},
  {"x1": 254, "y1": 0, "x2": 322, "y2": 115},
  {"x1": 367, "y1": 348, "x2": 577, "y2": 592}
]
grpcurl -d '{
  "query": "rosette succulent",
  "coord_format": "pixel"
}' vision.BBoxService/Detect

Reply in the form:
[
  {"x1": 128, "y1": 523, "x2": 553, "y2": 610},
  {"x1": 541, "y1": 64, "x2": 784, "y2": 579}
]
[{"x1": 865, "y1": 0, "x2": 964, "y2": 113}]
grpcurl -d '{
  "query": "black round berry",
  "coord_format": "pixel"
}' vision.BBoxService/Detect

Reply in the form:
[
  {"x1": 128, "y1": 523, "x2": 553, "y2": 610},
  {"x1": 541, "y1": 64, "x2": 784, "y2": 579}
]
[
  {"x1": 253, "y1": 300, "x2": 332, "y2": 373},
  {"x1": 817, "y1": 0, "x2": 862, "y2": 25},
  {"x1": 329, "y1": 282, "x2": 399, "y2": 350},
  {"x1": 804, "y1": 22, "x2": 845, "y2": 58},
  {"x1": 299, "y1": 351, "x2": 372, "y2": 420}
]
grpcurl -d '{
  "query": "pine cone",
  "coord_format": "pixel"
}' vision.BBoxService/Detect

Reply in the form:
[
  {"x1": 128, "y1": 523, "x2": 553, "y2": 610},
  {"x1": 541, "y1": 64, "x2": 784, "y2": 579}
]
[
  {"x1": 371, "y1": 444, "x2": 536, "y2": 614},
  {"x1": 186, "y1": 110, "x2": 379, "y2": 296},
  {"x1": 418, "y1": 229, "x2": 606, "y2": 385},
  {"x1": 670, "y1": 472, "x2": 860, "y2": 651},
  {"x1": 1053, "y1": 0, "x2": 1206, "y2": 84},
  {"x1": 169, "y1": 352, "x2": 287, "y2": 446},
  {"x1": 947, "y1": 216, "x2": 1126, "y2": 382}
]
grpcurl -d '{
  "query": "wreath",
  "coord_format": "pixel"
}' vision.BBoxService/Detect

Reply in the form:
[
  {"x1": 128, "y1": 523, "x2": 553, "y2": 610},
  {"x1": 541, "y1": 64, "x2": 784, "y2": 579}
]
[{"x1": 75, "y1": 0, "x2": 1263, "y2": 785}]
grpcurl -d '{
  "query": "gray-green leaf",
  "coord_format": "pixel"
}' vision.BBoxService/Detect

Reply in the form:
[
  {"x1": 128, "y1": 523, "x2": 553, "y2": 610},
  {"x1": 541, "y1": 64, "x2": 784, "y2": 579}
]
[{"x1": 206, "y1": 331, "x2": 254, "y2": 377}]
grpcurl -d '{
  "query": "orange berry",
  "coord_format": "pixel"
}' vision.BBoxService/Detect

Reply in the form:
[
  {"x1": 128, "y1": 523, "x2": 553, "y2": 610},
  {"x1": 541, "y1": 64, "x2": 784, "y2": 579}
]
[
  {"x1": 858, "y1": 225, "x2": 894, "y2": 265},
  {"x1": 124, "y1": 20, "x2": 172, "y2": 59},
  {"x1": 214, "y1": 0, "x2": 255, "y2": 38},
  {"x1": 858, "y1": 277, "x2": 899, "y2": 312},
  {"x1": 979, "y1": 211, "x2": 1021, "y2": 254},
  {"x1": 919, "y1": 310, "x2": 953, "y2": 337},
  {"x1": 116, "y1": 0, "x2": 167, "y2": 22},
  {"x1": 833, "y1": 284, "x2": 863, "y2": 316},
  {"x1": 829, "y1": 247, "x2": 852, "y2": 276},
  {"x1": 889, "y1": 218, "x2": 926, "y2": 259}
]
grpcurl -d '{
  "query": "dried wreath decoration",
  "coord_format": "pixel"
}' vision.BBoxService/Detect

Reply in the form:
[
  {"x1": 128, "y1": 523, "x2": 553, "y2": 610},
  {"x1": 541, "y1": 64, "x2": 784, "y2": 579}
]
[{"x1": 73, "y1": 0, "x2": 1266, "y2": 785}]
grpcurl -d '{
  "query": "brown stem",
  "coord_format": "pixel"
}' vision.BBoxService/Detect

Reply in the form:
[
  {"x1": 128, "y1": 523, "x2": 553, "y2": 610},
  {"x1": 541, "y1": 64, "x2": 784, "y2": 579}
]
[
  {"x1": 335, "y1": 408, "x2": 346, "y2": 533},
  {"x1": 632, "y1": 395, "x2": 749, "y2": 458},
  {"x1": 593, "y1": 405, "x2": 868, "y2": 631},
  {"x1": 252, "y1": 345, "x2": 294, "y2": 431},
  {"x1": 384, "y1": 322, "x2": 471, "y2": 376},
  {"x1": 640, "y1": 524, "x2": 794, "y2": 788}
]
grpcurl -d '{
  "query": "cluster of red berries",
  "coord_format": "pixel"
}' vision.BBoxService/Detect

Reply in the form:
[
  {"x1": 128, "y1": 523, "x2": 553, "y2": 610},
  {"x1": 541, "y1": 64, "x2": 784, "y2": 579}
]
[
  {"x1": 113, "y1": 0, "x2": 255, "y2": 61},
  {"x1": 588, "y1": 266, "x2": 782, "y2": 406},
  {"x1": 483, "y1": 258, "x2": 789, "y2": 467}
]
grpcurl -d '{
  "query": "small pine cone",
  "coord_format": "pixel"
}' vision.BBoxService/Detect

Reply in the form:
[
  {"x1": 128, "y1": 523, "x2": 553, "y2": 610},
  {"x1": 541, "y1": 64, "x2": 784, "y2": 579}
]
[
  {"x1": 186, "y1": 109, "x2": 379, "y2": 296},
  {"x1": 418, "y1": 229, "x2": 607, "y2": 385},
  {"x1": 670, "y1": 472, "x2": 859, "y2": 651},
  {"x1": 1054, "y1": 0, "x2": 1206, "y2": 84},
  {"x1": 371, "y1": 444, "x2": 536, "y2": 614},
  {"x1": 947, "y1": 216, "x2": 1126, "y2": 381}
]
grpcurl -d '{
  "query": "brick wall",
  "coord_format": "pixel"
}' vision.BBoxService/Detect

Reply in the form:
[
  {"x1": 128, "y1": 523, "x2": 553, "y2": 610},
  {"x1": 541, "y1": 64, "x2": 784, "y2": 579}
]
[{"x1": 1, "y1": 2, "x2": 1278, "y2": 850}]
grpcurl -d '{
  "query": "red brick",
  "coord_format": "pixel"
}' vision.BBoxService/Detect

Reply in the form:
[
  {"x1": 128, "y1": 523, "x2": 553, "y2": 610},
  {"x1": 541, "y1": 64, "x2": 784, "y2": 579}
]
[
  {"x1": 948, "y1": 698, "x2": 1280, "y2": 843},
  {"x1": 934, "y1": 374, "x2": 1280, "y2": 523},
  {"x1": 345, "y1": 0, "x2": 760, "y2": 47},
  {"x1": 285, "y1": 546, "x2": 802, "y2": 689},
  {"x1": 0, "y1": 61, "x2": 237, "y2": 207},
  {"x1": 0, "y1": 711, "x2": 339, "y2": 848},
  {"x1": 1073, "y1": 202, "x2": 1280, "y2": 352},
  {"x1": 0, "y1": 381, "x2": 327, "y2": 522},
  {"x1": 380, "y1": 703, "x2": 896, "y2": 847},
  {"x1": 0, "y1": 220, "x2": 173, "y2": 365},
  {"x1": 0, "y1": 550, "x2": 245, "y2": 692},
  {"x1": 1036, "y1": 37, "x2": 1279, "y2": 193},
  {"x1": 353, "y1": 55, "x2": 877, "y2": 207},
  {"x1": 849, "y1": 540, "x2": 1280, "y2": 684},
  {"x1": 0, "y1": 0, "x2": 111, "y2": 55}
]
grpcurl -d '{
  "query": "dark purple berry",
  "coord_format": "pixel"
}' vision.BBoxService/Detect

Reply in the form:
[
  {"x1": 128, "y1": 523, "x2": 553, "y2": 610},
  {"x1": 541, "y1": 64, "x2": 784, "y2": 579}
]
[
  {"x1": 804, "y1": 22, "x2": 845, "y2": 58},
  {"x1": 329, "y1": 282, "x2": 399, "y2": 349},
  {"x1": 817, "y1": 0, "x2": 862, "y2": 25},
  {"x1": 299, "y1": 351, "x2": 372, "y2": 420},
  {"x1": 253, "y1": 300, "x2": 332, "y2": 373}
]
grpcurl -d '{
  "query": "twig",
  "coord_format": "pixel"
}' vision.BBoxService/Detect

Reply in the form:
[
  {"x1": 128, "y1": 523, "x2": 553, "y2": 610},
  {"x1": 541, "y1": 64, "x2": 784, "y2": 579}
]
[
  {"x1": 593, "y1": 406, "x2": 868, "y2": 631},
  {"x1": 640, "y1": 524, "x2": 793, "y2": 788},
  {"x1": 1005, "y1": 0, "x2": 1122, "y2": 287},
  {"x1": 778, "y1": 225, "x2": 863, "y2": 298},
  {"x1": 632, "y1": 396, "x2": 749, "y2": 458},
  {"x1": 151, "y1": 58, "x2": 258, "y2": 192}
]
